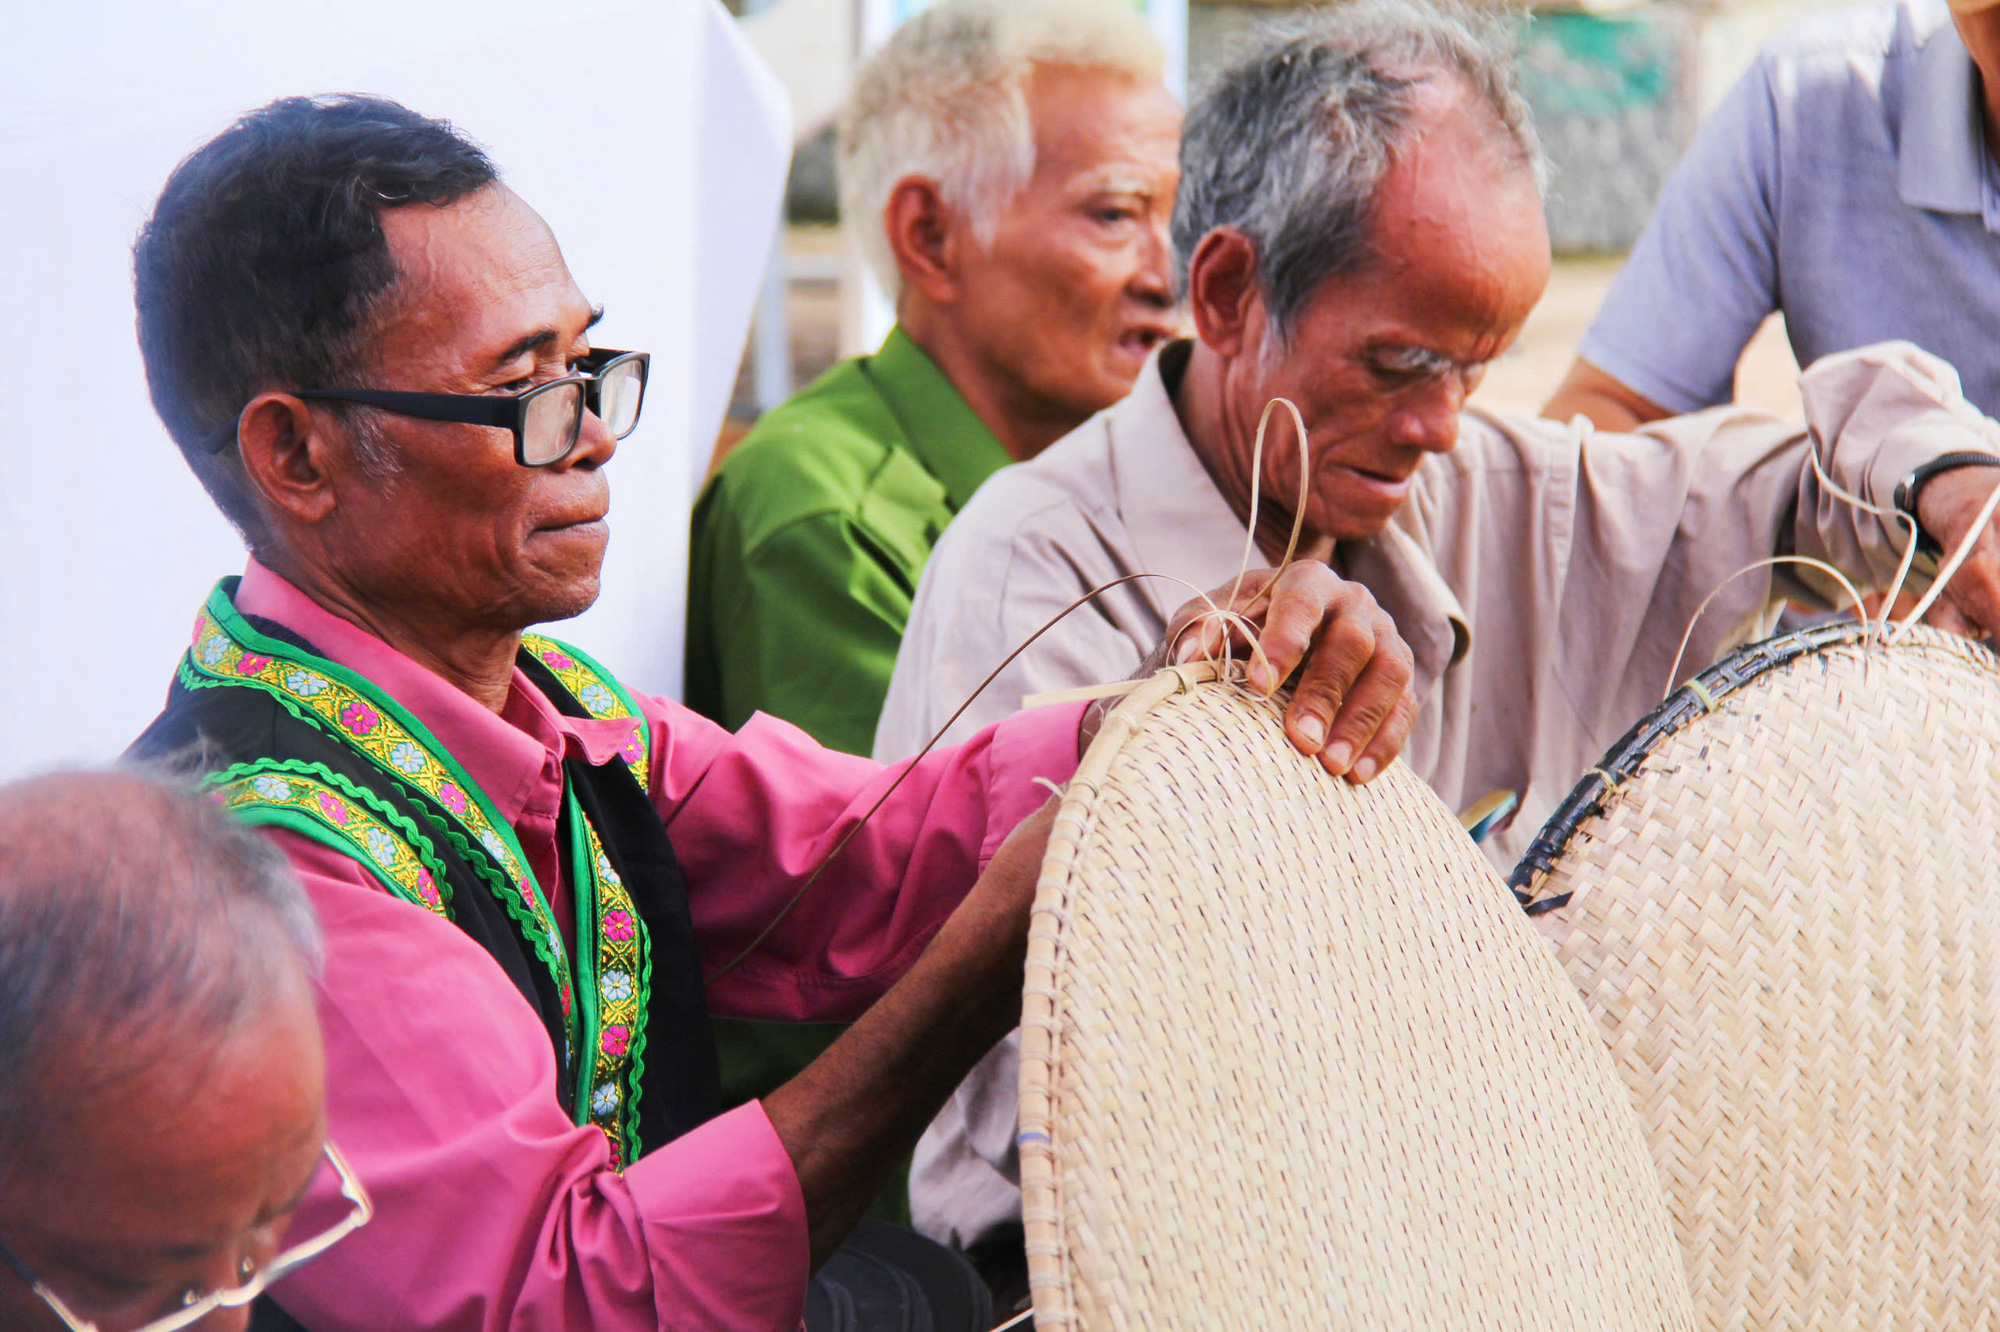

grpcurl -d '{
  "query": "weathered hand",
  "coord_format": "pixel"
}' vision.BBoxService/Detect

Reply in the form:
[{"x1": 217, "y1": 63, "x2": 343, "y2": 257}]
[
  {"x1": 1915, "y1": 465, "x2": 2000, "y2": 640},
  {"x1": 1141, "y1": 562, "x2": 1417, "y2": 782}
]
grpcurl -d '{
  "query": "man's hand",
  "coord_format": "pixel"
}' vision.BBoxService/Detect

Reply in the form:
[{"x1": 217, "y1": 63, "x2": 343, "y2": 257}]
[
  {"x1": 764, "y1": 800, "x2": 1057, "y2": 1266},
  {"x1": 1915, "y1": 465, "x2": 2000, "y2": 639},
  {"x1": 1094, "y1": 562, "x2": 1416, "y2": 783}
]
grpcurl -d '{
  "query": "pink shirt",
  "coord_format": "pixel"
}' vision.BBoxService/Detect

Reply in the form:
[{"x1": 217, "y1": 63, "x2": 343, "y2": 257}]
[{"x1": 235, "y1": 562, "x2": 1084, "y2": 1331}]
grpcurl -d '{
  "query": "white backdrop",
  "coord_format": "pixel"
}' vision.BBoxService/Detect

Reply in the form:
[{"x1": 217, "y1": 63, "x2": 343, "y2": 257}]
[{"x1": 0, "y1": 0, "x2": 788, "y2": 780}]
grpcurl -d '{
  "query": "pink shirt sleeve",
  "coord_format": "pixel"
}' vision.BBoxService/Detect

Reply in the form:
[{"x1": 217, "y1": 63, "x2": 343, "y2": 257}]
[
  {"x1": 272, "y1": 833, "x2": 811, "y2": 1332},
  {"x1": 646, "y1": 697, "x2": 1086, "y2": 1022}
]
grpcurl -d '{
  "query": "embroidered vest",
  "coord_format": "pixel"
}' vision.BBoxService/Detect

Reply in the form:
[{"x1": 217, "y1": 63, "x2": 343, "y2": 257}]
[{"x1": 130, "y1": 579, "x2": 721, "y2": 1167}]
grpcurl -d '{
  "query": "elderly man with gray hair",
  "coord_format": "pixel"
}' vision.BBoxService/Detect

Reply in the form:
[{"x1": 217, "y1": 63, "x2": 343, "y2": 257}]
[
  {"x1": 877, "y1": 0, "x2": 2000, "y2": 1284},
  {"x1": 687, "y1": 0, "x2": 1182, "y2": 758},
  {"x1": 0, "y1": 768, "x2": 366, "y2": 1332}
]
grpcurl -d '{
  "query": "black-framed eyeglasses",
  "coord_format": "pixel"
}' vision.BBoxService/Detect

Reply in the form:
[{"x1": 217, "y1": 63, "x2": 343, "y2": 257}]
[
  {"x1": 204, "y1": 348, "x2": 649, "y2": 468},
  {"x1": 0, "y1": 1141, "x2": 372, "y2": 1332}
]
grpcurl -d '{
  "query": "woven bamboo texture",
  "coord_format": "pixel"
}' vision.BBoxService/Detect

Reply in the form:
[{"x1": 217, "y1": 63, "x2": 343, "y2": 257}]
[
  {"x1": 1019, "y1": 663, "x2": 1698, "y2": 1330},
  {"x1": 1517, "y1": 625, "x2": 2000, "y2": 1330}
]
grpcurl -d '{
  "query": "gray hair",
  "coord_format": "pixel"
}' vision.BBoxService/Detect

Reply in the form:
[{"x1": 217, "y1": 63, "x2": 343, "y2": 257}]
[
  {"x1": 1171, "y1": 0, "x2": 1544, "y2": 344},
  {"x1": 0, "y1": 767, "x2": 322, "y2": 1172},
  {"x1": 839, "y1": 0, "x2": 1165, "y2": 299}
]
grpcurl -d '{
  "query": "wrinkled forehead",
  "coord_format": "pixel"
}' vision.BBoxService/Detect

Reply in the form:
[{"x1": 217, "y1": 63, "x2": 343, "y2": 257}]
[
  {"x1": 1025, "y1": 66, "x2": 1182, "y2": 186},
  {"x1": 373, "y1": 184, "x2": 596, "y2": 366}
]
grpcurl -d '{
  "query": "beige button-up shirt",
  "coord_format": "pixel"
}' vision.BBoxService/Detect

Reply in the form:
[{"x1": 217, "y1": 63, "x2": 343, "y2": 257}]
[{"x1": 875, "y1": 337, "x2": 1996, "y2": 1249}]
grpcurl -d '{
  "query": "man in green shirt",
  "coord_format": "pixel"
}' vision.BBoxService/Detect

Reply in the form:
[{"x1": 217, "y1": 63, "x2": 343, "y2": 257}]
[{"x1": 687, "y1": 0, "x2": 1182, "y2": 756}]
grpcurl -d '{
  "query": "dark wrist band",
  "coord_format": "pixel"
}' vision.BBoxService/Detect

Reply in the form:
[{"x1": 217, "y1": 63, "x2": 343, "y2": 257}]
[{"x1": 1893, "y1": 452, "x2": 2000, "y2": 555}]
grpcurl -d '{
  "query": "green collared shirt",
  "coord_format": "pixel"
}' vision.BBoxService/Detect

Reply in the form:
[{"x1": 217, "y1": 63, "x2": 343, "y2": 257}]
[{"x1": 685, "y1": 326, "x2": 1012, "y2": 754}]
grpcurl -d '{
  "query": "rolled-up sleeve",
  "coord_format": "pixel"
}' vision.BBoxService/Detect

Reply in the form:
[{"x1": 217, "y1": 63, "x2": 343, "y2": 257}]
[
  {"x1": 1794, "y1": 340, "x2": 2000, "y2": 588},
  {"x1": 269, "y1": 835, "x2": 813, "y2": 1332},
  {"x1": 1550, "y1": 341, "x2": 2000, "y2": 734},
  {"x1": 644, "y1": 693, "x2": 1085, "y2": 1023}
]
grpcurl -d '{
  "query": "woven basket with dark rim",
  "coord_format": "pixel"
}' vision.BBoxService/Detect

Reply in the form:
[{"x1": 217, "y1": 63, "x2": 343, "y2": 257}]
[
  {"x1": 1019, "y1": 662, "x2": 1697, "y2": 1330},
  {"x1": 1513, "y1": 621, "x2": 2000, "y2": 1331}
]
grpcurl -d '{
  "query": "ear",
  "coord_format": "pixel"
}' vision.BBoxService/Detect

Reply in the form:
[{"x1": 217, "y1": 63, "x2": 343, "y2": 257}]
[
  {"x1": 232, "y1": 392, "x2": 340, "y2": 527},
  {"x1": 882, "y1": 175, "x2": 965, "y2": 306},
  {"x1": 1185, "y1": 228, "x2": 1262, "y2": 360}
]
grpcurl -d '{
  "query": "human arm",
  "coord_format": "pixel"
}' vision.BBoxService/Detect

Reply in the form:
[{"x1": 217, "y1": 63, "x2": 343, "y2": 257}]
[
  {"x1": 762, "y1": 801, "x2": 1056, "y2": 1264},
  {"x1": 1556, "y1": 342, "x2": 2000, "y2": 728},
  {"x1": 1548, "y1": 53, "x2": 1787, "y2": 422},
  {"x1": 1543, "y1": 357, "x2": 1673, "y2": 433},
  {"x1": 665, "y1": 549, "x2": 1417, "y2": 1021}
]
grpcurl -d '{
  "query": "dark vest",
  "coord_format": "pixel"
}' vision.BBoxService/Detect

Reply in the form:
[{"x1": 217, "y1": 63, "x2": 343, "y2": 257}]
[{"x1": 131, "y1": 584, "x2": 723, "y2": 1329}]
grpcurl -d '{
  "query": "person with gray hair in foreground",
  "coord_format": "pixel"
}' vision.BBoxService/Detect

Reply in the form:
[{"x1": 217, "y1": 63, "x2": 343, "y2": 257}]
[
  {"x1": 876, "y1": 0, "x2": 2000, "y2": 1284},
  {"x1": 0, "y1": 768, "x2": 365, "y2": 1332}
]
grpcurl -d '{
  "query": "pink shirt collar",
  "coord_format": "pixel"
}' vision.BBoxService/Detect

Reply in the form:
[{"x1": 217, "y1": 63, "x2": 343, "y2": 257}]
[{"x1": 233, "y1": 559, "x2": 640, "y2": 828}]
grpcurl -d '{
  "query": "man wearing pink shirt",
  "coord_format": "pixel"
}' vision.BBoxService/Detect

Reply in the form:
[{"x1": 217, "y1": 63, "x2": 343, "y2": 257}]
[{"x1": 123, "y1": 94, "x2": 1415, "y2": 1330}]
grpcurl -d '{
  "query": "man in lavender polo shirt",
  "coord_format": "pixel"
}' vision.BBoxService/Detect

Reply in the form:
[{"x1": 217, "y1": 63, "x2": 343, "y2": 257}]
[
  {"x1": 1546, "y1": 0, "x2": 2000, "y2": 429},
  {"x1": 121, "y1": 94, "x2": 1414, "y2": 1330}
]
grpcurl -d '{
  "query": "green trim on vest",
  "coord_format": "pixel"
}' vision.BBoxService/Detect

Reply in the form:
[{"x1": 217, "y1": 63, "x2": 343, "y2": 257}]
[
  {"x1": 184, "y1": 581, "x2": 657, "y2": 1167},
  {"x1": 520, "y1": 633, "x2": 653, "y2": 792},
  {"x1": 210, "y1": 760, "x2": 453, "y2": 918}
]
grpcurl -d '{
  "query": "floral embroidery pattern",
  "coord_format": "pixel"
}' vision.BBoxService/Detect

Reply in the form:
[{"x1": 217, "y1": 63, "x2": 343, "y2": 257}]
[
  {"x1": 576, "y1": 816, "x2": 649, "y2": 1167},
  {"x1": 519, "y1": 633, "x2": 650, "y2": 791},
  {"x1": 389, "y1": 742, "x2": 426, "y2": 775},
  {"x1": 216, "y1": 768, "x2": 447, "y2": 921},
  {"x1": 285, "y1": 669, "x2": 329, "y2": 697},
  {"x1": 184, "y1": 601, "x2": 570, "y2": 1026},
  {"x1": 339, "y1": 701, "x2": 380, "y2": 737}
]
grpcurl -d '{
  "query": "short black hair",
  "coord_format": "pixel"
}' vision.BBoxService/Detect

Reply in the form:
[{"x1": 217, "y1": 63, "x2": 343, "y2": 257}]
[{"x1": 133, "y1": 93, "x2": 499, "y2": 538}]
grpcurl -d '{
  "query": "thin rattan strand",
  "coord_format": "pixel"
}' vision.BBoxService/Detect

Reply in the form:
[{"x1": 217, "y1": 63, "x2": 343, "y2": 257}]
[
  {"x1": 1524, "y1": 626, "x2": 2000, "y2": 1331},
  {"x1": 1020, "y1": 662, "x2": 1697, "y2": 1330}
]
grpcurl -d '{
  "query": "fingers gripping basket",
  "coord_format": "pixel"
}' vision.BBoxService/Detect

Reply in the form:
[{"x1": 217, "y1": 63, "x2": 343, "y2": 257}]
[
  {"x1": 1018, "y1": 663, "x2": 1698, "y2": 1330},
  {"x1": 1512, "y1": 622, "x2": 2000, "y2": 1331}
]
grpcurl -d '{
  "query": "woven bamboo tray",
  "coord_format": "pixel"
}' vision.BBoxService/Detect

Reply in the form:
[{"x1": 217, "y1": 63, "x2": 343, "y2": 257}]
[
  {"x1": 1019, "y1": 662, "x2": 1697, "y2": 1330},
  {"x1": 1513, "y1": 621, "x2": 2000, "y2": 1331}
]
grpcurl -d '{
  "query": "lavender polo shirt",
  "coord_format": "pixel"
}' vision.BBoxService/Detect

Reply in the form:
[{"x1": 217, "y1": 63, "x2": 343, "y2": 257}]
[{"x1": 1579, "y1": 0, "x2": 2000, "y2": 416}]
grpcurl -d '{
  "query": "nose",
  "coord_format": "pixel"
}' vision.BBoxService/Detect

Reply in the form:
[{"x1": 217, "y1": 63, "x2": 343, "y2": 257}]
[
  {"x1": 1384, "y1": 377, "x2": 1464, "y2": 455},
  {"x1": 1130, "y1": 213, "x2": 1174, "y2": 306},
  {"x1": 561, "y1": 404, "x2": 619, "y2": 471}
]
